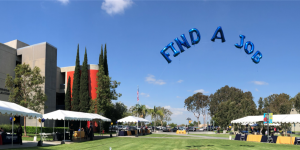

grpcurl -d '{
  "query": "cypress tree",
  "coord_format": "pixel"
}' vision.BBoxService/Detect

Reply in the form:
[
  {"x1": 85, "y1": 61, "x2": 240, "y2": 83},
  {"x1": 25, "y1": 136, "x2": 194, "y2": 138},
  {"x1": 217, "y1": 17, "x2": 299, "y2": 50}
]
[
  {"x1": 99, "y1": 45, "x2": 104, "y2": 68},
  {"x1": 72, "y1": 44, "x2": 81, "y2": 111},
  {"x1": 103, "y1": 44, "x2": 109, "y2": 76},
  {"x1": 79, "y1": 48, "x2": 90, "y2": 112},
  {"x1": 65, "y1": 76, "x2": 71, "y2": 110}
]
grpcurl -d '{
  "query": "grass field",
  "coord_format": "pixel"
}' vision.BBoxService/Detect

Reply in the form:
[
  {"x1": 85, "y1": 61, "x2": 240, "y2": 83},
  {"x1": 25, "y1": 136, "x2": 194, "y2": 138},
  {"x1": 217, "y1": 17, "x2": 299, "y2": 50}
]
[
  {"x1": 189, "y1": 134, "x2": 234, "y2": 138},
  {"x1": 11, "y1": 135, "x2": 300, "y2": 150},
  {"x1": 141, "y1": 134, "x2": 198, "y2": 138}
]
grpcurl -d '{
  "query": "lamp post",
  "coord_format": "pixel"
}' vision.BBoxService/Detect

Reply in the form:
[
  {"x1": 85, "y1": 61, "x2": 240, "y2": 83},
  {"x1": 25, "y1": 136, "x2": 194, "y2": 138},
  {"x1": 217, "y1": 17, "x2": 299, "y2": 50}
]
[{"x1": 186, "y1": 117, "x2": 191, "y2": 134}]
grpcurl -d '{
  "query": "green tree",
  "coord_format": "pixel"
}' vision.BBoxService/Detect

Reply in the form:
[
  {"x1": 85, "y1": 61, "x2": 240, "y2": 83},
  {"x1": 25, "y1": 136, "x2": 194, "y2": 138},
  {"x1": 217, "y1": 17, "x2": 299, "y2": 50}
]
[
  {"x1": 79, "y1": 48, "x2": 90, "y2": 112},
  {"x1": 209, "y1": 85, "x2": 257, "y2": 128},
  {"x1": 130, "y1": 104, "x2": 149, "y2": 118},
  {"x1": 169, "y1": 123, "x2": 177, "y2": 128},
  {"x1": 72, "y1": 44, "x2": 81, "y2": 111},
  {"x1": 103, "y1": 44, "x2": 109, "y2": 76},
  {"x1": 294, "y1": 92, "x2": 300, "y2": 113},
  {"x1": 157, "y1": 107, "x2": 173, "y2": 126},
  {"x1": 263, "y1": 93, "x2": 291, "y2": 114},
  {"x1": 149, "y1": 106, "x2": 163, "y2": 131},
  {"x1": 184, "y1": 92, "x2": 209, "y2": 127},
  {"x1": 257, "y1": 97, "x2": 264, "y2": 115},
  {"x1": 65, "y1": 76, "x2": 71, "y2": 110},
  {"x1": 95, "y1": 65, "x2": 121, "y2": 115},
  {"x1": 5, "y1": 63, "x2": 47, "y2": 136},
  {"x1": 99, "y1": 45, "x2": 104, "y2": 68}
]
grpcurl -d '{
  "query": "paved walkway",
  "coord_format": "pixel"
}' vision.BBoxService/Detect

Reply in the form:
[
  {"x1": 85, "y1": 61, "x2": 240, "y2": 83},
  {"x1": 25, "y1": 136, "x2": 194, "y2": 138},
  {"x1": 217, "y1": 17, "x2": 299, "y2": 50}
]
[
  {"x1": 0, "y1": 134, "x2": 113, "y2": 149},
  {"x1": 0, "y1": 141, "x2": 61, "y2": 149}
]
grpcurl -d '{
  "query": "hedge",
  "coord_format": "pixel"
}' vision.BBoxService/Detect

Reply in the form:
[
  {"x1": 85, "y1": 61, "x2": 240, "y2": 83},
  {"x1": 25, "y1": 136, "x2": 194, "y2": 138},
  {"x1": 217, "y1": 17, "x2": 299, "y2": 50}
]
[{"x1": 0, "y1": 124, "x2": 69, "y2": 134}]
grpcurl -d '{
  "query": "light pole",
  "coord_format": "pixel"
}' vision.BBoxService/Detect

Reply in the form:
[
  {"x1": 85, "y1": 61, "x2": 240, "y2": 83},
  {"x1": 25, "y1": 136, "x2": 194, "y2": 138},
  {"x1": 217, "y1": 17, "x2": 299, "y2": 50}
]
[{"x1": 186, "y1": 117, "x2": 191, "y2": 134}]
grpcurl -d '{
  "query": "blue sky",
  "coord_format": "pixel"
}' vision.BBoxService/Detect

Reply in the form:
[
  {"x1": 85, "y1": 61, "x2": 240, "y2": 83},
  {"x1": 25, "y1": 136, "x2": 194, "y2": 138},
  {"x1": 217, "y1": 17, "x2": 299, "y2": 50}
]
[{"x1": 0, "y1": 0, "x2": 299, "y2": 125}]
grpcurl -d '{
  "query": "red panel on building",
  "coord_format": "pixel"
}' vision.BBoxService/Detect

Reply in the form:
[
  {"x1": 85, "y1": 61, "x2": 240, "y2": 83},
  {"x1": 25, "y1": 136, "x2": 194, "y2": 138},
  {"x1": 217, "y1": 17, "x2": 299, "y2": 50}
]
[{"x1": 66, "y1": 69, "x2": 99, "y2": 131}]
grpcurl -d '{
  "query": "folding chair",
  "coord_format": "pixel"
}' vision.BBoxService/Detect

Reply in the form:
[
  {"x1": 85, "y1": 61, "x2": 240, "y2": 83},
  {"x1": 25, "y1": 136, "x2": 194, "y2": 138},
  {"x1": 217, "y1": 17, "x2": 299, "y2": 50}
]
[
  {"x1": 295, "y1": 137, "x2": 300, "y2": 145},
  {"x1": 42, "y1": 133, "x2": 48, "y2": 141},
  {"x1": 240, "y1": 134, "x2": 245, "y2": 141},
  {"x1": 267, "y1": 136, "x2": 273, "y2": 143}
]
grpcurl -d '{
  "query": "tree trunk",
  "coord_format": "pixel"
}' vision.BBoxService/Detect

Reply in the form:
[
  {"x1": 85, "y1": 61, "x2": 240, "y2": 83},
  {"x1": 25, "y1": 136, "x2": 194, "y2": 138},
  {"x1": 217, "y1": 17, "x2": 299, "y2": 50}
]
[
  {"x1": 197, "y1": 117, "x2": 200, "y2": 127},
  {"x1": 24, "y1": 117, "x2": 27, "y2": 136}
]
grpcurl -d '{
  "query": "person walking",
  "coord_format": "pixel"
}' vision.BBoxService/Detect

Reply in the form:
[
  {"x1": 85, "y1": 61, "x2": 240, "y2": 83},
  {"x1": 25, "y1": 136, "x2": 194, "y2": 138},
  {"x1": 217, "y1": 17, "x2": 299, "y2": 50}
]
[
  {"x1": 17, "y1": 124, "x2": 22, "y2": 145},
  {"x1": 69, "y1": 124, "x2": 74, "y2": 141}
]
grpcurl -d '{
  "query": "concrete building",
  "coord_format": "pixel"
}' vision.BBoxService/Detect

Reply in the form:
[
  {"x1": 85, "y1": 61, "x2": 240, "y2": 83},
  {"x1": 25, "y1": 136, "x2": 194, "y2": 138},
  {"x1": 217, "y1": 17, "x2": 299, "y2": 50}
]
[
  {"x1": 290, "y1": 107, "x2": 300, "y2": 131},
  {"x1": 0, "y1": 39, "x2": 99, "y2": 128}
]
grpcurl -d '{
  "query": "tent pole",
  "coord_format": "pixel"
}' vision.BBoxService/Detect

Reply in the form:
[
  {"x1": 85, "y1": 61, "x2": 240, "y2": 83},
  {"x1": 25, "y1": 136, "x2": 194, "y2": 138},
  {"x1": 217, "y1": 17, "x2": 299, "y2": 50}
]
[
  {"x1": 36, "y1": 118, "x2": 37, "y2": 135},
  {"x1": 64, "y1": 120, "x2": 65, "y2": 143},
  {"x1": 53, "y1": 120, "x2": 54, "y2": 133},
  {"x1": 12, "y1": 115, "x2": 14, "y2": 147},
  {"x1": 80, "y1": 121, "x2": 81, "y2": 140},
  {"x1": 40, "y1": 119, "x2": 42, "y2": 141}
]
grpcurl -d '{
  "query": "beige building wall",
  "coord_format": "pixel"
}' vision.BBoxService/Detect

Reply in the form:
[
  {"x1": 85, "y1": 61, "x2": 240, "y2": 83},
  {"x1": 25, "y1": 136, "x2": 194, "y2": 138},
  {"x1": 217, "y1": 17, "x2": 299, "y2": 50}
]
[
  {"x1": 290, "y1": 108, "x2": 300, "y2": 131},
  {"x1": 0, "y1": 43, "x2": 18, "y2": 124},
  {"x1": 15, "y1": 41, "x2": 57, "y2": 127}
]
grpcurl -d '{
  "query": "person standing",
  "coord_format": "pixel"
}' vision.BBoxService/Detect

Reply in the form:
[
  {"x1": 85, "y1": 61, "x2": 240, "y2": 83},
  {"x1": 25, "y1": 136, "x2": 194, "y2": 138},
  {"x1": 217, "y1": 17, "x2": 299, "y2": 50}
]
[
  {"x1": 85, "y1": 125, "x2": 88, "y2": 140},
  {"x1": 89, "y1": 123, "x2": 93, "y2": 140},
  {"x1": 69, "y1": 124, "x2": 74, "y2": 141},
  {"x1": 17, "y1": 124, "x2": 22, "y2": 145}
]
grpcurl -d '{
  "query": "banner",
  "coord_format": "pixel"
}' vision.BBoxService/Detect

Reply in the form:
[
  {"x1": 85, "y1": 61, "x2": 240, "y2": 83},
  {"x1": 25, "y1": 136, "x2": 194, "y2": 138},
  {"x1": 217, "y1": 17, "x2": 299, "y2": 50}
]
[
  {"x1": 269, "y1": 113, "x2": 273, "y2": 124},
  {"x1": 263, "y1": 113, "x2": 273, "y2": 124}
]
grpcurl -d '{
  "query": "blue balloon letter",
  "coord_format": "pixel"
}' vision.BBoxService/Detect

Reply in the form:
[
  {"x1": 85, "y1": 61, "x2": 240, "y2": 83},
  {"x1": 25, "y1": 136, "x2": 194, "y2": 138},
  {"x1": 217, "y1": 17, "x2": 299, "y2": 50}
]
[
  {"x1": 251, "y1": 51, "x2": 262, "y2": 64},
  {"x1": 244, "y1": 41, "x2": 254, "y2": 54},
  {"x1": 235, "y1": 35, "x2": 245, "y2": 49},
  {"x1": 189, "y1": 28, "x2": 201, "y2": 45},
  {"x1": 211, "y1": 26, "x2": 225, "y2": 43},
  {"x1": 174, "y1": 34, "x2": 191, "y2": 52},
  {"x1": 160, "y1": 42, "x2": 180, "y2": 63}
]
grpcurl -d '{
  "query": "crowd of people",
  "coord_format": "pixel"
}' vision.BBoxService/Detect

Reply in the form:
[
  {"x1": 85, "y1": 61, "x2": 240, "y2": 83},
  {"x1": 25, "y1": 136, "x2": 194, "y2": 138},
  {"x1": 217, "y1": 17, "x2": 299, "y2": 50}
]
[{"x1": 70, "y1": 123, "x2": 94, "y2": 141}]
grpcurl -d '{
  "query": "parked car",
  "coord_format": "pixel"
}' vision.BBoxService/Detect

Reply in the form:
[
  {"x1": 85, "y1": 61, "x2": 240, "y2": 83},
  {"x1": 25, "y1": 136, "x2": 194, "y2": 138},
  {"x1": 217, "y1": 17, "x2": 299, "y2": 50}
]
[
  {"x1": 163, "y1": 127, "x2": 172, "y2": 132},
  {"x1": 122, "y1": 126, "x2": 129, "y2": 130},
  {"x1": 156, "y1": 126, "x2": 162, "y2": 130},
  {"x1": 199, "y1": 127, "x2": 206, "y2": 131},
  {"x1": 178, "y1": 127, "x2": 185, "y2": 130},
  {"x1": 171, "y1": 127, "x2": 178, "y2": 132},
  {"x1": 188, "y1": 127, "x2": 197, "y2": 131}
]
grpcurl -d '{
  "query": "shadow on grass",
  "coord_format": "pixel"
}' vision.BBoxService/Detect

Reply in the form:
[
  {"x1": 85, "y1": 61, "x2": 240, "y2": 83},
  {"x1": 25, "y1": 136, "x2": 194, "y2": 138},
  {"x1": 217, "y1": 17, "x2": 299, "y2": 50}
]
[{"x1": 240, "y1": 145, "x2": 255, "y2": 147}]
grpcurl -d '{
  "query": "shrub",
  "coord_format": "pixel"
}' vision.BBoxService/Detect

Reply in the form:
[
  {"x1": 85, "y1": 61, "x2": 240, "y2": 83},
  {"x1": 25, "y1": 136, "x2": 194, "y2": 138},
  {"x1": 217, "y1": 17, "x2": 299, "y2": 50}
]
[{"x1": 0, "y1": 124, "x2": 69, "y2": 134}]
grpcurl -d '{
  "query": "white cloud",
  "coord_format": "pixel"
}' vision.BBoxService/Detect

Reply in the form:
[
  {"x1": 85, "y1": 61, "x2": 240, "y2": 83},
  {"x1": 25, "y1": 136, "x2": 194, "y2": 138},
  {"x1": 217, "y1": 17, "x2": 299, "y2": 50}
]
[
  {"x1": 101, "y1": 0, "x2": 133, "y2": 15},
  {"x1": 187, "y1": 90, "x2": 192, "y2": 92},
  {"x1": 57, "y1": 0, "x2": 69, "y2": 5},
  {"x1": 176, "y1": 96, "x2": 181, "y2": 98},
  {"x1": 145, "y1": 74, "x2": 166, "y2": 85},
  {"x1": 194, "y1": 89, "x2": 209, "y2": 94},
  {"x1": 140, "y1": 92, "x2": 150, "y2": 97},
  {"x1": 177, "y1": 80, "x2": 183, "y2": 83},
  {"x1": 244, "y1": 89, "x2": 248, "y2": 92},
  {"x1": 255, "y1": 88, "x2": 259, "y2": 92},
  {"x1": 164, "y1": 105, "x2": 187, "y2": 116},
  {"x1": 252, "y1": 81, "x2": 269, "y2": 85}
]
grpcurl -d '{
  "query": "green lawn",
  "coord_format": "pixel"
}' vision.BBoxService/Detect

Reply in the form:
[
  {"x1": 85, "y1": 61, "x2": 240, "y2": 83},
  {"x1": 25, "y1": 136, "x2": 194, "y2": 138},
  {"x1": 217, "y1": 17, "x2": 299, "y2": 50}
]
[
  {"x1": 190, "y1": 134, "x2": 235, "y2": 139},
  {"x1": 10, "y1": 136, "x2": 300, "y2": 150},
  {"x1": 22, "y1": 134, "x2": 54, "y2": 141},
  {"x1": 142, "y1": 134, "x2": 197, "y2": 138}
]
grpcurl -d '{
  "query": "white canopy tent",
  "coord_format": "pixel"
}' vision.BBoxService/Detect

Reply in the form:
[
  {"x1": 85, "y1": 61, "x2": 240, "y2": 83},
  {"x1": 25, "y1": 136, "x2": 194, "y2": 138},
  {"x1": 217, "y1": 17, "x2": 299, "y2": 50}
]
[
  {"x1": 117, "y1": 116, "x2": 150, "y2": 137},
  {"x1": 0, "y1": 100, "x2": 42, "y2": 146},
  {"x1": 117, "y1": 116, "x2": 149, "y2": 123},
  {"x1": 43, "y1": 110, "x2": 111, "y2": 143},
  {"x1": 231, "y1": 114, "x2": 300, "y2": 124}
]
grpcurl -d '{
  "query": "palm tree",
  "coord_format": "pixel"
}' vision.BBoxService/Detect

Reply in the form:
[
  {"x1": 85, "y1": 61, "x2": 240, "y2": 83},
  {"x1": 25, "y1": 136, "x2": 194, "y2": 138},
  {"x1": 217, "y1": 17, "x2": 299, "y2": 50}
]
[
  {"x1": 150, "y1": 106, "x2": 163, "y2": 131},
  {"x1": 130, "y1": 104, "x2": 149, "y2": 118},
  {"x1": 158, "y1": 107, "x2": 173, "y2": 127}
]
